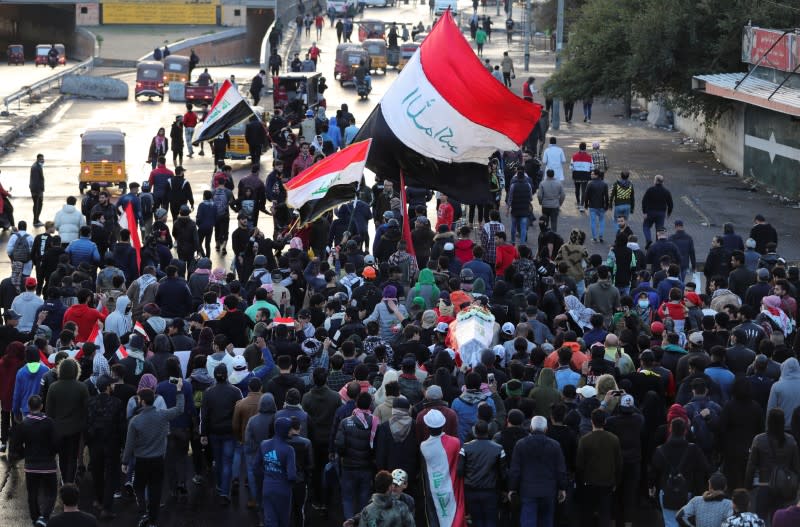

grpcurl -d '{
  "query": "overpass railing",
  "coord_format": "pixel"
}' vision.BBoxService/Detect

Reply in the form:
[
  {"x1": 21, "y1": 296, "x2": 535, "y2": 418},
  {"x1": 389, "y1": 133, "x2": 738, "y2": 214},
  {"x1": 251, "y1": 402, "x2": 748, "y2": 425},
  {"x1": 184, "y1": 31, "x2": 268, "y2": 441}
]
[{"x1": 3, "y1": 57, "x2": 95, "y2": 114}]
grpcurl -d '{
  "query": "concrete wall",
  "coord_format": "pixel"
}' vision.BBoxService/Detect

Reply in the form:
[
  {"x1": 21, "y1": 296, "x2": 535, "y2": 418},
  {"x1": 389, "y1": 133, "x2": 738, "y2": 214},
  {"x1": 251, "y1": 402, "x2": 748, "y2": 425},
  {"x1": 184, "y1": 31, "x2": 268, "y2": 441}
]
[
  {"x1": 76, "y1": 3, "x2": 100, "y2": 26},
  {"x1": 169, "y1": 34, "x2": 252, "y2": 66},
  {"x1": 674, "y1": 103, "x2": 746, "y2": 177},
  {"x1": 0, "y1": 4, "x2": 77, "y2": 60},
  {"x1": 221, "y1": 4, "x2": 247, "y2": 27}
]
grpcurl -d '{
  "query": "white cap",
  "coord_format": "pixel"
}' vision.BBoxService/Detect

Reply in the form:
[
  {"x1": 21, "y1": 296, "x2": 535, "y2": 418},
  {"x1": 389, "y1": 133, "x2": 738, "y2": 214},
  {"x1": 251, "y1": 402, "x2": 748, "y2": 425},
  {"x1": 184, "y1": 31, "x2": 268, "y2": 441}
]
[
  {"x1": 501, "y1": 322, "x2": 515, "y2": 335},
  {"x1": 435, "y1": 321, "x2": 449, "y2": 333},
  {"x1": 443, "y1": 242, "x2": 455, "y2": 251},
  {"x1": 576, "y1": 385, "x2": 597, "y2": 398},
  {"x1": 423, "y1": 409, "x2": 446, "y2": 428}
]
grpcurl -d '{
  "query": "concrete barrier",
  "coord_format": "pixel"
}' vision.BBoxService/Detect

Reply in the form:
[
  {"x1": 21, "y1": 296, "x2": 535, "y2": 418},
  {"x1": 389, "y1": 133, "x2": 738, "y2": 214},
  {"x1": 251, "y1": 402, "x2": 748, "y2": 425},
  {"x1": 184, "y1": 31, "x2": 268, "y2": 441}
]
[
  {"x1": 168, "y1": 82, "x2": 186, "y2": 102},
  {"x1": 61, "y1": 75, "x2": 128, "y2": 99}
]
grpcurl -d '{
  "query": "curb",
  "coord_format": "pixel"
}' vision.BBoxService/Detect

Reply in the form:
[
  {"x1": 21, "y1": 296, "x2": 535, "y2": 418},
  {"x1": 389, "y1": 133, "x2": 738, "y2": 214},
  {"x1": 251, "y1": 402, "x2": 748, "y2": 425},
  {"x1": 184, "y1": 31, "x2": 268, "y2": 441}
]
[{"x1": 0, "y1": 94, "x2": 65, "y2": 150}]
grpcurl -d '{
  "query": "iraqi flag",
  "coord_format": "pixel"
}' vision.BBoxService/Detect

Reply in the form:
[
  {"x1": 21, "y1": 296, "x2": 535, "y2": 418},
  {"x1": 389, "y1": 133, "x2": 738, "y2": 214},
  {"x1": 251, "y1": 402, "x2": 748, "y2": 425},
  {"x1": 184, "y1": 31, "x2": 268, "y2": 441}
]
[
  {"x1": 285, "y1": 139, "x2": 371, "y2": 227},
  {"x1": 353, "y1": 11, "x2": 541, "y2": 204},
  {"x1": 118, "y1": 201, "x2": 141, "y2": 271},
  {"x1": 192, "y1": 79, "x2": 259, "y2": 145}
]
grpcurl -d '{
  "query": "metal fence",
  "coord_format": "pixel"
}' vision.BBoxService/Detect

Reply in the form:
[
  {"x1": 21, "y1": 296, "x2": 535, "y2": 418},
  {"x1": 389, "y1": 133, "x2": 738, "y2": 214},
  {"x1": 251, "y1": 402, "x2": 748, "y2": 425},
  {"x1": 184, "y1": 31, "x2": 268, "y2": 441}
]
[{"x1": 2, "y1": 57, "x2": 95, "y2": 114}]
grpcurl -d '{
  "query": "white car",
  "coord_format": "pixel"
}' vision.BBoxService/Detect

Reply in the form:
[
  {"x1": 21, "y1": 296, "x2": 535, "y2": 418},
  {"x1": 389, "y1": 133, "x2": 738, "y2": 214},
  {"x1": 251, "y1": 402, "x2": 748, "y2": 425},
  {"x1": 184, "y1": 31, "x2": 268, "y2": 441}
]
[
  {"x1": 328, "y1": 0, "x2": 360, "y2": 14},
  {"x1": 361, "y1": 0, "x2": 396, "y2": 6},
  {"x1": 434, "y1": 0, "x2": 458, "y2": 15}
]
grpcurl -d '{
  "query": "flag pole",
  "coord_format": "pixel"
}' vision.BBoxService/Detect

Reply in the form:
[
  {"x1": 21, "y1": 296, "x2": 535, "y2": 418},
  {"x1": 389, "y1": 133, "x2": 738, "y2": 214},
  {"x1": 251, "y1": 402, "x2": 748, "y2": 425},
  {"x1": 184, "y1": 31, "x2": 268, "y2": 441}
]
[{"x1": 399, "y1": 170, "x2": 416, "y2": 257}]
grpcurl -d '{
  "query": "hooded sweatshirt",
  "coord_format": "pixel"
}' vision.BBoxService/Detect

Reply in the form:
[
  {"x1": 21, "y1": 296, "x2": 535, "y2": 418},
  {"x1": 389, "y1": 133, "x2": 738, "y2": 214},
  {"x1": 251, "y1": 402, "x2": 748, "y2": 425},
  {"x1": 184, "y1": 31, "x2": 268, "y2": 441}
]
[
  {"x1": 255, "y1": 417, "x2": 297, "y2": 488},
  {"x1": 767, "y1": 358, "x2": 800, "y2": 429},
  {"x1": 452, "y1": 388, "x2": 496, "y2": 442},
  {"x1": 244, "y1": 393, "x2": 277, "y2": 456},
  {"x1": 45, "y1": 359, "x2": 89, "y2": 436},
  {"x1": 407, "y1": 268, "x2": 441, "y2": 310},
  {"x1": 584, "y1": 279, "x2": 621, "y2": 324},
  {"x1": 12, "y1": 360, "x2": 49, "y2": 417},
  {"x1": 104, "y1": 295, "x2": 132, "y2": 336},
  {"x1": 530, "y1": 367, "x2": 562, "y2": 420},
  {"x1": 11, "y1": 291, "x2": 44, "y2": 332}
]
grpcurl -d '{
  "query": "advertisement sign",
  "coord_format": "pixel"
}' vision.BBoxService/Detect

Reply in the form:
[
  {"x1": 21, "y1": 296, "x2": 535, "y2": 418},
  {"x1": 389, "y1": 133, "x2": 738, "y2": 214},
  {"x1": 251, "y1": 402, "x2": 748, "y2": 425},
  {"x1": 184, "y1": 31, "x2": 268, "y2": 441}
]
[
  {"x1": 103, "y1": 3, "x2": 217, "y2": 24},
  {"x1": 743, "y1": 27, "x2": 793, "y2": 72}
]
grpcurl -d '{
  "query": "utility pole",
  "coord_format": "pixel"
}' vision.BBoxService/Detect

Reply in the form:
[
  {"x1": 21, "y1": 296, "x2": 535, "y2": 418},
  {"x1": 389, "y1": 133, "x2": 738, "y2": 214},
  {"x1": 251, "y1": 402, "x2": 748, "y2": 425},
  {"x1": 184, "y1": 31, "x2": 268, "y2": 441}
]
[
  {"x1": 552, "y1": 0, "x2": 564, "y2": 130},
  {"x1": 496, "y1": 0, "x2": 500, "y2": 17},
  {"x1": 523, "y1": 0, "x2": 531, "y2": 71}
]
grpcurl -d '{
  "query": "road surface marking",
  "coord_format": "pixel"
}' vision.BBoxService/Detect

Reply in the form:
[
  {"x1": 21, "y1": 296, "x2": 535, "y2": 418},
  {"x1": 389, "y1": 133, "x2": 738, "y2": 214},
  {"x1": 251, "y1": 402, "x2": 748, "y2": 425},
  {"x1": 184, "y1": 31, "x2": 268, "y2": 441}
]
[{"x1": 50, "y1": 100, "x2": 73, "y2": 124}]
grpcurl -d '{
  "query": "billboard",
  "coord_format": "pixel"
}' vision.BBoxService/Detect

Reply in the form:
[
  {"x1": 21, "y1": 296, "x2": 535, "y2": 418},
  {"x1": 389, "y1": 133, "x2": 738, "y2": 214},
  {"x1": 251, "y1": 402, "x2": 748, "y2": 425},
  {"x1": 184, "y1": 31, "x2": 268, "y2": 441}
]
[
  {"x1": 103, "y1": 3, "x2": 217, "y2": 24},
  {"x1": 742, "y1": 26, "x2": 794, "y2": 72}
]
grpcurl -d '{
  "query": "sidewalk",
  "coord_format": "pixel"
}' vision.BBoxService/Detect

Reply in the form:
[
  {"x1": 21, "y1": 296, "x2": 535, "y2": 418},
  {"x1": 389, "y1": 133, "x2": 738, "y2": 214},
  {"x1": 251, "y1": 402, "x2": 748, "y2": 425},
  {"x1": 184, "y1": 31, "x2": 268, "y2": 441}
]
[{"x1": 476, "y1": 33, "x2": 800, "y2": 263}]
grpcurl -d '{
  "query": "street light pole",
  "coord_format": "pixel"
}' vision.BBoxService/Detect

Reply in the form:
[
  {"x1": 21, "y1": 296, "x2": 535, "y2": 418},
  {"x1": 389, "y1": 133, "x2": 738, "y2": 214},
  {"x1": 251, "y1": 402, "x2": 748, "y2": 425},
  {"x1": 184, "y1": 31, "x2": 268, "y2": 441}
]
[
  {"x1": 551, "y1": 0, "x2": 564, "y2": 130},
  {"x1": 523, "y1": 0, "x2": 530, "y2": 71}
]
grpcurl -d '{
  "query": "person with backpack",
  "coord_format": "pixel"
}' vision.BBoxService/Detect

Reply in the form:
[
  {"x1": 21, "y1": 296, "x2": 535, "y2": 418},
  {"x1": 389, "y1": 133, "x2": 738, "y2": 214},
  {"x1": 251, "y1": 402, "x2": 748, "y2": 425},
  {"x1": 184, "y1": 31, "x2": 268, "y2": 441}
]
[
  {"x1": 650, "y1": 417, "x2": 711, "y2": 527},
  {"x1": 212, "y1": 174, "x2": 234, "y2": 255},
  {"x1": 167, "y1": 167, "x2": 194, "y2": 222},
  {"x1": 7, "y1": 220, "x2": 34, "y2": 290},
  {"x1": 683, "y1": 378, "x2": 722, "y2": 459},
  {"x1": 744, "y1": 408, "x2": 800, "y2": 524}
]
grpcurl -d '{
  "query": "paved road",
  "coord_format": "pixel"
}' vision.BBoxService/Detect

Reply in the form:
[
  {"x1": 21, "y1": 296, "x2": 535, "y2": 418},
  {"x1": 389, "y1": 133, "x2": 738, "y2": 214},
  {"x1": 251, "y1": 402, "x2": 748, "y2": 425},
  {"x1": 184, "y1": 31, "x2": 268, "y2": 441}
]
[{"x1": 0, "y1": 62, "x2": 77, "y2": 100}]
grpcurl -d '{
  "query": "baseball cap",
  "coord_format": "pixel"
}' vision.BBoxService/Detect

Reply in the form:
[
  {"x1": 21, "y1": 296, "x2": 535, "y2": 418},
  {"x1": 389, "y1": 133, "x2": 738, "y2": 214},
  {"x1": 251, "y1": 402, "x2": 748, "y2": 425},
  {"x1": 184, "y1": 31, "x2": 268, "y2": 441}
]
[
  {"x1": 673, "y1": 219, "x2": 684, "y2": 227},
  {"x1": 620, "y1": 394, "x2": 635, "y2": 411},
  {"x1": 650, "y1": 321, "x2": 665, "y2": 335},
  {"x1": 501, "y1": 322, "x2": 515, "y2": 336},
  {"x1": 434, "y1": 321, "x2": 449, "y2": 334},
  {"x1": 391, "y1": 469, "x2": 408, "y2": 486},
  {"x1": 305, "y1": 109, "x2": 314, "y2": 117},
  {"x1": 423, "y1": 409, "x2": 446, "y2": 428},
  {"x1": 4, "y1": 309, "x2": 21, "y2": 320},
  {"x1": 443, "y1": 242, "x2": 455, "y2": 251},
  {"x1": 362, "y1": 266, "x2": 376, "y2": 279},
  {"x1": 757, "y1": 268, "x2": 770, "y2": 280},
  {"x1": 425, "y1": 385, "x2": 443, "y2": 400},
  {"x1": 364, "y1": 255, "x2": 376, "y2": 265},
  {"x1": 688, "y1": 332, "x2": 704, "y2": 345},
  {"x1": 24, "y1": 277, "x2": 37, "y2": 288},
  {"x1": 576, "y1": 385, "x2": 597, "y2": 398}
]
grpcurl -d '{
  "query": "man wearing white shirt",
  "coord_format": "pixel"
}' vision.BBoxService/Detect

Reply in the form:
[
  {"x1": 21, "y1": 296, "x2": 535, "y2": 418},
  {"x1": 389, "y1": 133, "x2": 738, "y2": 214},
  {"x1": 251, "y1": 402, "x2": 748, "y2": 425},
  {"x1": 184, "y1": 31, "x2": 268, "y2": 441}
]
[{"x1": 542, "y1": 137, "x2": 566, "y2": 182}]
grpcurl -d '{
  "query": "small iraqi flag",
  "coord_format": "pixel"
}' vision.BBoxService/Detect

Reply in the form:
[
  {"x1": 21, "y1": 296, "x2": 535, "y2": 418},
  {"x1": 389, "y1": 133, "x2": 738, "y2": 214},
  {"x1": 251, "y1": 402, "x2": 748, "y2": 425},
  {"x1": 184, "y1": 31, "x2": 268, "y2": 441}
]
[
  {"x1": 354, "y1": 10, "x2": 541, "y2": 205},
  {"x1": 192, "y1": 79, "x2": 260, "y2": 145},
  {"x1": 285, "y1": 139, "x2": 371, "y2": 227}
]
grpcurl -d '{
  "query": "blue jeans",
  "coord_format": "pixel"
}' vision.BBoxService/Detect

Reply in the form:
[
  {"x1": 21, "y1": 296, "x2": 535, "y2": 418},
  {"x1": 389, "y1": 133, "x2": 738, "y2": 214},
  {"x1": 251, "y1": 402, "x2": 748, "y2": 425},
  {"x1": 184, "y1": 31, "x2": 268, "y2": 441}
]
[
  {"x1": 511, "y1": 215, "x2": 529, "y2": 244},
  {"x1": 340, "y1": 468, "x2": 372, "y2": 520},
  {"x1": 589, "y1": 208, "x2": 605, "y2": 239},
  {"x1": 521, "y1": 496, "x2": 555, "y2": 527},
  {"x1": 583, "y1": 102, "x2": 592, "y2": 120},
  {"x1": 245, "y1": 452, "x2": 259, "y2": 502},
  {"x1": 576, "y1": 279, "x2": 586, "y2": 298},
  {"x1": 209, "y1": 435, "x2": 235, "y2": 497},
  {"x1": 466, "y1": 488, "x2": 497, "y2": 527},
  {"x1": 643, "y1": 210, "x2": 666, "y2": 243},
  {"x1": 613, "y1": 204, "x2": 631, "y2": 228},
  {"x1": 184, "y1": 127, "x2": 195, "y2": 155},
  {"x1": 231, "y1": 442, "x2": 243, "y2": 482}
]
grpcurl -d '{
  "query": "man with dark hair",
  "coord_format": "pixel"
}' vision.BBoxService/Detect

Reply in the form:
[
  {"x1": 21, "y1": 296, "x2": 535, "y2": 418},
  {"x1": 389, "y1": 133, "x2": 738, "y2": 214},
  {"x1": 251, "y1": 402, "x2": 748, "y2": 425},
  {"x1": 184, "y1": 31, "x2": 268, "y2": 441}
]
[
  {"x1": 301, "y1": 367, "x2": 341, "y2": 508},
  {"x1": 458, "y1": 420, "x2": 506, "y2": 527},
  {"x1": 266, "y1": 355, "x2": 306, "y2": 409},
  {"x1": 584, "y1": 265, "x2": 620, "y2": 325},
  {"x1": 575, "y1": 409, "x2": 622, "y2": 527},
  {"x1": 86, "y1": 375, "x2": 124, "y2": 519},
  {"x1": 122, "y1": 379, "x2": 186, "y2": 527},
  {"x1": 335, "y1": 391, "x2": 377, "y2": 519},
  {"x1": 46, "y1": 483, "x2": 98, "y2": 527}
]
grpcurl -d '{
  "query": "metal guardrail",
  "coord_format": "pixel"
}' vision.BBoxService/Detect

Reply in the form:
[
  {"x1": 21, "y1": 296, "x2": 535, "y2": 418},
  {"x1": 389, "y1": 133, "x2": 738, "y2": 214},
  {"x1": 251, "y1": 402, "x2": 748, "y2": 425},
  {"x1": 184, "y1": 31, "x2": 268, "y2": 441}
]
[
  {"x1": 3, "y1": 57, "x2": 95, "y2": 114},
  {"x1": 260, "y1": 1, "x2": 299, "y2": 71}
]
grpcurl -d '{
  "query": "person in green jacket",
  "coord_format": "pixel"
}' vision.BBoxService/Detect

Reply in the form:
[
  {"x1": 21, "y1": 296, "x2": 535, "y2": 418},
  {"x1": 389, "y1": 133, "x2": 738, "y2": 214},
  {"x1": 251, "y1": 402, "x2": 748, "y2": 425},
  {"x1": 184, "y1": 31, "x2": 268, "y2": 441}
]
[
  {"x1": 406, "y1": 268, "x2": 441, "y2": 310},
  {"x1": 476, "y1": 28, "x2": 487, "y2": 57},
  {"x1": 529, "y1": 367, "x2": 561, "y2": 420},
  {"x1": 45, "y1": 358, "x2": 88, "y2": 484}
]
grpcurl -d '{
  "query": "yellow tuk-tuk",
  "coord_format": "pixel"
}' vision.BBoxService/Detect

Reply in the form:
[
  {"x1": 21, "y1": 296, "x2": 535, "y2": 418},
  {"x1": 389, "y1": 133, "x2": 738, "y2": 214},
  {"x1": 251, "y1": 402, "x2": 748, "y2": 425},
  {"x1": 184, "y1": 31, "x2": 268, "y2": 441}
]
[
  {"x1": 227, "y1": 106, "x2": 266, "y2": 160},
  {"x1": 79, "y1": 128, "x2": 127, "y2": 194},
  {"x1": 398, "y1": 42, "x2": 420, "y2": 71},
  {"x1": 362, "y1": 39, "x2": 387, "y2": 74},
  {"x1": 358, "y1": 20, "x2": 386, "y2": 42},
  {"x1": 163, "y1": 55, "x2": 190, "y2": 84}
]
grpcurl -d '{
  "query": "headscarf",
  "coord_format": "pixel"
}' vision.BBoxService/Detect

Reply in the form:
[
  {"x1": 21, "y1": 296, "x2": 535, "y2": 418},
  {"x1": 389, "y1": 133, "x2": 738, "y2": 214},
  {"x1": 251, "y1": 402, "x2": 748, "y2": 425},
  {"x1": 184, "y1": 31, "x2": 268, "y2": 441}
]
[
  {"x1": 762, "y1": 295, "x2": 793, "y2": 335},
  {"x1": 137, "y1": 373, "x2": 158, "y2": 393},
  {"x1": 374, "y1": 370, "x2": 399, "y2": 405},
  {"x1": 389, "y1": 407, "x2": 413, "y2": 442},
  {"x1": 210, "y1": 268, "x2": 226, "y2": 283},
  {"x1": 565, "y1": 295, "x2": 595, "y2": 329},
  {"x1": 353, "y1": 407, "x2": 380, "y2": 447},
  {"x1": 91, "y1": 353, "x2": 111, "y2": 384},
  {"x1": 290, "y1": 237, "x2": 304, "y2": 250}
]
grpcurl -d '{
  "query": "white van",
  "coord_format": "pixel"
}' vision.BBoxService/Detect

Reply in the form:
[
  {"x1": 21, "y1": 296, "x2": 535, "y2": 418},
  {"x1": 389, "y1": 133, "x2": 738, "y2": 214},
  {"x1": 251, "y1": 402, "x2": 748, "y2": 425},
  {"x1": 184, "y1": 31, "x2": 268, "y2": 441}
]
[
  {"x1": 328, "y1": 0, "x2": 360, "y2": 15},
  {"x1": 434, "y1": 0, "x2": 458, "y2": 15}
]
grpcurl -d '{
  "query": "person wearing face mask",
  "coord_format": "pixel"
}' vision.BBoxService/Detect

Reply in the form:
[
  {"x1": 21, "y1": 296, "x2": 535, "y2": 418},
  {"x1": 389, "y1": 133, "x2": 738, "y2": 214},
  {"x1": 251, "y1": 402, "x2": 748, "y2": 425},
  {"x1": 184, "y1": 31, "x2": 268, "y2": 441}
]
[
  {"x1": 634, "y1": 291, "x2": 655, "y2": 326},
  {"x1": 29, "y1": 154, "x2": 45, "y2": 228},
  {"x1": 147, "y1": 128, "x2": 169, "y2": 170}
]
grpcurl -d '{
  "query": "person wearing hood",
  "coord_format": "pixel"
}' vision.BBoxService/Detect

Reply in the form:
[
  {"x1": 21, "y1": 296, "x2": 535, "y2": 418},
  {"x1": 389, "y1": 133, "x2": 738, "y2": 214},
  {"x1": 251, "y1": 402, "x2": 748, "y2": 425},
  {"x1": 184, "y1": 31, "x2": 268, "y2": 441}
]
[
  {"x1": 452, "y1": 372, "x2": 497, "y2": 442},
  {"x1": 365, "y1": 285, "x2": 409, "y2": 341},
  {"x1": 300, "y1": 367, "x2": 341, "y2": 507},
  {"x1": 357, "y1": 471, "x2": 415, "y2": 527},
  {"x1": 86, "y1": 374, "x2": 125, "y2": 519},
  {"x1": 104, "y1": 294, "x2": 131, "y2": 337},
  {"x1": 255, "y1": 416, "x2": 297, "y2": 527},
  {"x1": 375, "y1": 218, "x2": 402, "y2": 263},
  {"x1": 584, "y1": 265, "x2": 621, "y2": 325},
  {"x1": 407, "y1": 268, "x2": 441, "y2": 311},
  {"x1": 609, "y1": 170, "x2": 635, "y2": 225},
  {"x1": 758, "y1": 295, "x2": 794, "y2": 337},
  {"x1": 412, "y1": 216, "x2": 435, "y2": 269},
  {"x1": 0, "y1": 341, "x2": 25, "y2": 449},
  {"x1": 44, "y1": 357, "x2": 87, "y2": 484},
  {"x1": 528, "y1": 367, "x2": 560, "y2": 421},
  {"x1": 188, "y1": 257, "x2": 212, "y2": 308},
  {"x1": 244, "y1": 391, "x2": 277, "y2": 493},
  {"x1": 13, "y1": 344, "x2": 50, "y2": 423},
  {"x1": 767, "y1": 358, "x2": 800, "y2": 430},
  {"x1": 201, "y1": 363, "x2": 243, "y2": 504},
  {"x1": 375, "y1": 396, "x2": 419, "y2": 486}
]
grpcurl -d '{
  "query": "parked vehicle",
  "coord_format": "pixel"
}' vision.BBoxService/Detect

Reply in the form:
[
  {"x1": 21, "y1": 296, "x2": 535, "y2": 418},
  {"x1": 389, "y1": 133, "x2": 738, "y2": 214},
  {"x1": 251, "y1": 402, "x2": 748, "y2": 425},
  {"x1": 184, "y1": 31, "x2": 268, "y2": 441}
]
[
  {"x1": 185, "y1": 82, "x2": 215, "y2": 104},
  {"x1": 7, "y1": 44, "x2": 24, "y2": 65},
  {"x1": 34, "y1": 44, "x2": 50, "y2": 66},
  {"x1": 226, "y1": 107, "x2": 266, "y2": 160},
  {"x1": 79, "y1": 128, "x2": 127, "y2": 194},
  {"x1": 362, "y1": 39, "x2": 387, "y2": 73},
  {"x1": 273, "y1": 73, "x2": 321, "y2": 124},
  {"x1": 358, "y1": 20, "x2": 386, "y2": 42},
  {"x1": 54, "y1": 43, "x2": 66, "y2": 65},
  {"x1": 163, "y1": 55, "x2": 190, "y2": 84},
  {"x1": 335, "y1": 44, "x2": 370, "y2": 85},
  {"x1": 135, "y1": 61, "x2": 165, "y2": 101}
]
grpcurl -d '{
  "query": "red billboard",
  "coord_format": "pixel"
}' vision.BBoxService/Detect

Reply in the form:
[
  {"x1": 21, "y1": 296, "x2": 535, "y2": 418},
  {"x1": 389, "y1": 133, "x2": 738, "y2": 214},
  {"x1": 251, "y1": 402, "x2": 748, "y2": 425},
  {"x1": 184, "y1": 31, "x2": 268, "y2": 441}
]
[{"x1": 746, "y1": 27, "x2": 792, "y2": 72}]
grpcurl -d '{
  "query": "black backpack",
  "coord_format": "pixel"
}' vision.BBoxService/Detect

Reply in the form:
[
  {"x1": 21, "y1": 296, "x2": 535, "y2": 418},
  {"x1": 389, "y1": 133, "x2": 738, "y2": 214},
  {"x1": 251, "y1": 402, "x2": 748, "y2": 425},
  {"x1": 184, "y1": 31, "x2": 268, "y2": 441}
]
[
  {"x1": 662, "y1": 447, "x2": 692, "y2": 509},
  {"x1": 11, "y1": 233, "x2": 31, "y2": 262}
]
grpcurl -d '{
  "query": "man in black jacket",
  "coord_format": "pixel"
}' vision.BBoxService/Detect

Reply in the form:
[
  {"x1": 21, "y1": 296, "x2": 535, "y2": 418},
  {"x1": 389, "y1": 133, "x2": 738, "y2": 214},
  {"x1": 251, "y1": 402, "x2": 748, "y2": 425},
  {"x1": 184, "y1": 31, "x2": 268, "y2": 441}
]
[
  {"x1": 301, "y1": 368, "x2": 341, "y2": 508},
  {"x1": 335, "y1": 392, "x2": 376, "y2": 520},
  {"x1": 10, "y1": 394, "x2": 58, "y2": 527},
  {"x1": 640, "y1": 174, "x2": 674, "y2": 247},
  {"x1": 200, "y1": 364, "x2": 243, "y2": 504},
  {"x1": 29, "y1": 154, "x2": 45, "y2": 227},
  {"x1": 245, "y1": 115, "x2": 268, "y2": 167},
  {"x1": 167, "y1": 167, "x2": 194, "y2": 222},
  {"x1": 458, "y1": 420, "x2": 507, "y2": 527},
  {"x1": 86, "y1": 376, "x2": 124, "y2": 519},
  {"x1": 583, "y1": 169, "x2": 609, "y2": 243}
]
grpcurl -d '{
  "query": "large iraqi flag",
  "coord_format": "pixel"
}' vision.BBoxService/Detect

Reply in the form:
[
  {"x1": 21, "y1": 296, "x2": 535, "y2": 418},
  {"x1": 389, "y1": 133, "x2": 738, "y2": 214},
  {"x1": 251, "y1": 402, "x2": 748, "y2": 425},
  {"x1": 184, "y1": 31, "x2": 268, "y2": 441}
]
[
  {"x1": 192, "y1": 79, "x2": 259, "y2": 145},
  {"x1": 285, "y1": 139, "x2": 371, "y2": 227},
  {"x1": 354, "y1": 10, "x2": 541, "y2": 204}
]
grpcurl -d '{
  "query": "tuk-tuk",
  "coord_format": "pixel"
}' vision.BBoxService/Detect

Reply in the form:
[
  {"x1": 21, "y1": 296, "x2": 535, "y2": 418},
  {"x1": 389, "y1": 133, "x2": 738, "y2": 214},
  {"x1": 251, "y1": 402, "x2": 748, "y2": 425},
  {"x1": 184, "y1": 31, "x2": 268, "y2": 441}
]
[
  {"x1": 79, "y1": 128, "x2": 127, "y2": 194},
  {"x1": 54, "y1": 43, "x2": 66, "y2": 65},
  {"x1": 7, "y1": 44, "x2": 24, "y2": 65},
  {"x1": 227, "y1": 106, "x2": 266, "y2": 160},
  {"x1": 335, "y1": 45, "x2": 370, "y2": 85},
  {"x1": 34, "y1": 44, "x2": 50, "y2": 66},
  {"x1": 163, "y1": 55, "x2": 190, "y2": 84},
  {"x1": 362, "y1": 39, "x2": 387, "y2": 73},
  {"x1": 398, "y1": 42, "x2": 420, "y2": 71},
  {"x1": 273, "y1": 73, "x2": 321, "y2": 124},
  {"x1": 358, "y1": 20, "x2": 386, "y2": 42},
  {"x1": 135, "y1": 61, "x2": 165, "y2": 101}
]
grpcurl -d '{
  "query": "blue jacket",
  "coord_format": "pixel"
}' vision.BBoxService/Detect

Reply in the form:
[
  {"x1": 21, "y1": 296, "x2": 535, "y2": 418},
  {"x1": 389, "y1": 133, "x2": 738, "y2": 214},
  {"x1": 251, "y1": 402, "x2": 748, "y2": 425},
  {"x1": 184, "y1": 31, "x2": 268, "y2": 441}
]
[
  {"x1": 255, "y1": 417, "x2": 297, "y2": 489},
  {"x1": 156, "y1": 379, "x2": 195, "y2": 431},
  {"x1": 111, "y1": 242, "x2": 139, "y2": 284},
  {"x1": 656, "y1": 276, "x2": 684, "y2": 305},
  {"x1": 349, "y1": 200, "x2": 372, "y2": 238},
  {"x1": 154, "y1": 278, "x2": 193, "y2": 318},
  {"x1": 508, "y1": 432, "x2": 567, "y2": 499},
  {"x1": 452, "y1": 390, "x2": 496, "y2": 442},
  {"x1": 65, "y1": 237, "x2": 101, "y2": 267},
  {"x1": 117, "y1": 192, "x2": 142, "y2": 222},
  {"x1": 35, "y1": 300, "x2": 67, "y2": 345},
  {"x1": 13, "y1": 362, "x2": 49, "y2": 416},
  {"x1": 196, "y1": 200, "x2": 216, "y2": 233},
  {"x1": 669, "y1": 231, "x2": 697, "y2": 270},
  {"x1": 464, "y1": 259, "x2": 495, "y2": 297}
]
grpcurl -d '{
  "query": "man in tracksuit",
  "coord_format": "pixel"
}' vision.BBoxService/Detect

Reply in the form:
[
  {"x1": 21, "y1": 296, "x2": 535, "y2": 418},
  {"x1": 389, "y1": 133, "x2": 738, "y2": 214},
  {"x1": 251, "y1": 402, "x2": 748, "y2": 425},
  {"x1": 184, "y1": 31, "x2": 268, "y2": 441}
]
[
  {"x1": 570, "y1": 142, "x2": 594, "y2": 213},
  {"x1": 458, "y1": 420, "x2": 507, "y2": 527},
  {"x1": 256, "y1": 417, "x2": 297, "y2": 527},
  {"x1": 286, "y1": 417, "x2": 313, "y2": 527}
]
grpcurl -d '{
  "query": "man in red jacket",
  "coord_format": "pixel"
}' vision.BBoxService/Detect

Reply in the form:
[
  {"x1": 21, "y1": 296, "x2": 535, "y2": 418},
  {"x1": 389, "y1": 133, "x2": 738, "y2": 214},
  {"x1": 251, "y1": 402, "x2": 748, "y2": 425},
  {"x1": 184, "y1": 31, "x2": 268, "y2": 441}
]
[
  {"x1": 570, "y1": 142, "x2": 594, "y2": 213},
  {"x1": 62, "y1": 289, "x2": 107, "y2": 342},
  {"x1": 494, "y1": 231, "x2": 519, "y2": 277}
]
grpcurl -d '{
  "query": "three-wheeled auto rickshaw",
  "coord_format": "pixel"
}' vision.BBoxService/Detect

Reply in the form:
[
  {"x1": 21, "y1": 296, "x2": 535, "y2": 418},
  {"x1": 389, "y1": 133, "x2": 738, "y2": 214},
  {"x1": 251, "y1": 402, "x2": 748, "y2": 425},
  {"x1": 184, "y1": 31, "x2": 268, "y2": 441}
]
[
  {"x1": 335, "y1": 45, "x2": 370, "y2": 85},
  {"x1": 227, "y1": 106, "x2": 266, "y2": 160},
  {"x1": 7, "y1": 44, "x2": 24, "y2": 65},
  {"x1": 362, "y1": 39, "x2": 387, "y2": 73},
  {"x1": 79, "y1": 128, "x2": 127, "y2": 194},
  {"x1": 398, "y1": 42, "x2": 419, "y2": 71},
  {"x1": 163, "y1": 55, "x2": 190, "y2": 84},
  {"x1": 34, "y1": 44, "x2": 51, "y2": 66},
  {"x1": 358, "y1": 20, "x2": 386, "y2": 42},
  {"x1": 135, "y1": 61, "x2": 165, "y2": 101},
  {"x1": 273, "y1": 73, "x2": 321, "y2": 124},
  {"x1": 54, "y1": 43, "x2": 66, "y2": 65}
]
